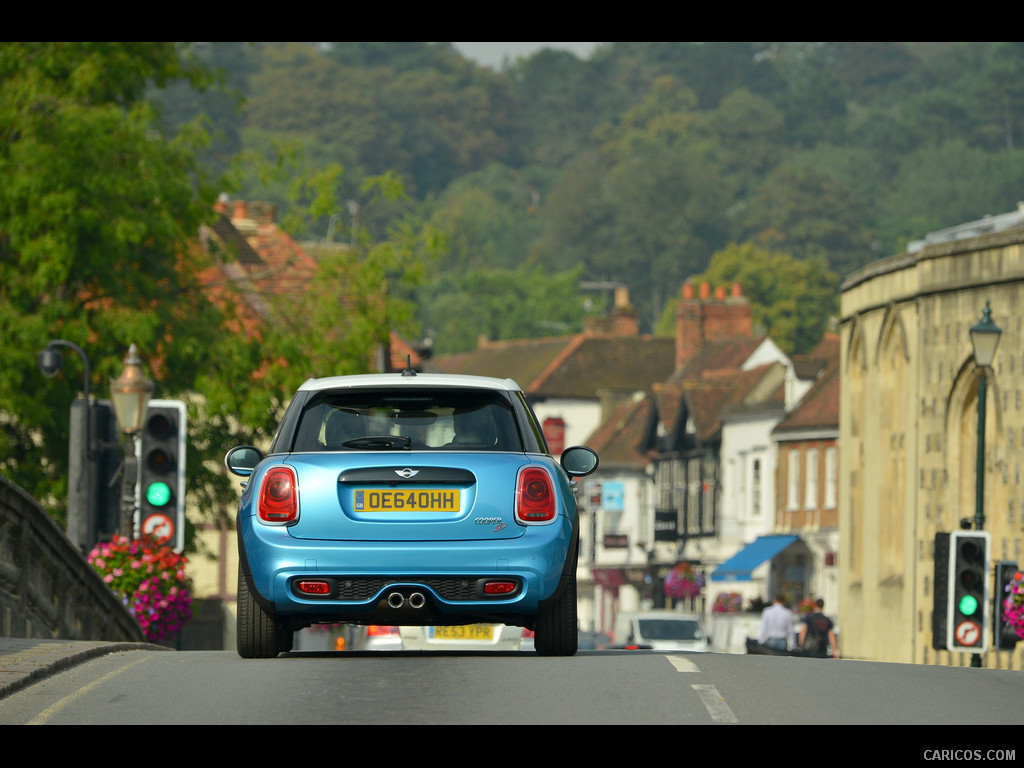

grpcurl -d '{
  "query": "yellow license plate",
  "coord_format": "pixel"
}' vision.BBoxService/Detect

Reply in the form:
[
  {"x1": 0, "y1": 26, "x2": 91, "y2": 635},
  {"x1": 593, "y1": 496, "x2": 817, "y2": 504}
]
[
  {"x1": 355, "y1": 488, "x2": 460, "y2": 512},
  {"x1": 430, "y1": 625, "x2": 494, "y2": 641}
]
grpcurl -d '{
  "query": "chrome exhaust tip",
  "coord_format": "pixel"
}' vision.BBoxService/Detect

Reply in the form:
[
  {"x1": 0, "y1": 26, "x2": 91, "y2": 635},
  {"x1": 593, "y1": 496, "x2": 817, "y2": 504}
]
[
  {"x1": 408, "y1": 592, "x2": 426, "y2": 609},
  {"x1": 387, "y1": 592, "x2": 405, "y2": 609}
]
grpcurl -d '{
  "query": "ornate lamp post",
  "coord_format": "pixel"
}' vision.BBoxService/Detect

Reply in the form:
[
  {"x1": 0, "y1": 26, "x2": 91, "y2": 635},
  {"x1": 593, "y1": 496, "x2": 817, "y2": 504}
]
[
  {"x1": 968, "y1": 301, "x2": 1001, "y2": 668},
  {"x1": 969, "y1": 301, "x2": 1001, "y2": 534},
  {"x1": 109, "y1": 344, "x2": 155, "y2": 537}
]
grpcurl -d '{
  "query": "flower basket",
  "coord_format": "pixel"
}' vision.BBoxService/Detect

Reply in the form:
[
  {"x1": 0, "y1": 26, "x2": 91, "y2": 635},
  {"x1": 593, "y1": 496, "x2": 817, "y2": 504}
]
[
  {"x1": 664, "y1": 562, "x2": 704, "y2": 600},
  {"x1": 88, "y1": 534, "x2": 193, "y2": 643},
  {"x1": 712, "y1": 592, "x2": 744, "y2": 614},
  {"x1": 796, "y1": 596, "x2": 818, "y2": 614},
  {"x1": 1003, "y1": 569, "x2": 1024, "y2": 640}
]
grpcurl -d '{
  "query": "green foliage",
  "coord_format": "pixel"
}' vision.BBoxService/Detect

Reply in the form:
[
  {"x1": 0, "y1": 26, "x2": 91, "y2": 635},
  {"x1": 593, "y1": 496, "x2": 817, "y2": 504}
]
[
  {"x1": 418, "y1": 265, "x2": 589, "y2": 354},
  {"x1": 670, "y1": 243, "x2": 839, "y2": 355}
]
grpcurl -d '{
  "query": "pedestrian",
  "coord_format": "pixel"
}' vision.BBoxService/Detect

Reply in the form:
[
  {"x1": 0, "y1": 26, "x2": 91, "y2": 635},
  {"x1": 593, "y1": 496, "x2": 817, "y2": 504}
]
[
  {"x1": 798, "y1": 598, "x2": 838, "y2": 658},
  {"x1": 759, "y1": 594, "x2": 793, "y2": 651}
]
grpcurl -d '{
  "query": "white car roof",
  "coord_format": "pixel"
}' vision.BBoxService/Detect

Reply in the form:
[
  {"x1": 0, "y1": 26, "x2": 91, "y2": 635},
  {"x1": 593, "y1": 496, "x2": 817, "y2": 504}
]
[{"x1": 297, "y1": 372, "x2": 523, "y2": 393}]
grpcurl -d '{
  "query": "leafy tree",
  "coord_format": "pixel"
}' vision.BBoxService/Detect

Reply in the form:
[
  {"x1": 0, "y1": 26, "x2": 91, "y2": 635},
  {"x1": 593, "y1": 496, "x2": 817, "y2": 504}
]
[
  {"x1": 660, "y1": 243, "x2": 839, "y2": 355},
  {"x1": 417, "y1": 265, "x2": 589, "y2": 354},
  {"x1": 0, "y1": 42, "x2": 227, "y2": 524}
]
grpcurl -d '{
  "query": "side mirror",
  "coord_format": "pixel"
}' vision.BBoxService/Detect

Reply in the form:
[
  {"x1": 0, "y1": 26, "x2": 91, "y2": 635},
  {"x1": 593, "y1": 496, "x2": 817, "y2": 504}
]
[
  {"x1": 560, "y1": 445, "x2": 599, "y2": 478},
  {"x1": 225, "y1": 445, "x2": 264, "y2": 477}
]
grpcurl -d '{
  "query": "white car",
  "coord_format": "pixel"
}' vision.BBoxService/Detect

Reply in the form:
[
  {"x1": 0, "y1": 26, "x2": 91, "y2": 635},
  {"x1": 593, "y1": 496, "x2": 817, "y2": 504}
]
[
  {"x1": 399, "y1": 624, "x2": 531, "y2": 651},
  {"x1": 613, "y1": 611, "x2": 709, "y2": 652}
]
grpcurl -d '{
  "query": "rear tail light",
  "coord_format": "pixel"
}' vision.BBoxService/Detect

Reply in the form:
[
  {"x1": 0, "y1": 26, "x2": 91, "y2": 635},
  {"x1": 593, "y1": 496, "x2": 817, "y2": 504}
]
[
  {"x1": 515, "y1": 467, "x2": 556, "y2": 523},
  {"x1": 367, "y1": 626, "x2": 400, "y2": 637},
  {"x1": 482, "y1": 580, "x2": 519, "y2": 595},
  {"x1": 258, "y1": 466, "x2": 298, "y2": 524},
  {"x1": 296, "y1": 580, "x2": 331, "y2": 595}
]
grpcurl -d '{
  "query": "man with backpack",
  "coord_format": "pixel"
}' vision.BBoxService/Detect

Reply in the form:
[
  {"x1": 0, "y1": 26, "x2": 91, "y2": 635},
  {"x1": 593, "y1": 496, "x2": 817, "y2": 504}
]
[{"x1": 798, "y1": 598, "x2": 839, "y2": 658}]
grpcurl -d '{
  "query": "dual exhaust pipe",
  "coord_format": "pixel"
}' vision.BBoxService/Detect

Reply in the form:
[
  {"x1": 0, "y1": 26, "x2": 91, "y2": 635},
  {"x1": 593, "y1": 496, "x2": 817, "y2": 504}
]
[{"x1": 387, "y1": 591, "x2": 426, "y2": 609}]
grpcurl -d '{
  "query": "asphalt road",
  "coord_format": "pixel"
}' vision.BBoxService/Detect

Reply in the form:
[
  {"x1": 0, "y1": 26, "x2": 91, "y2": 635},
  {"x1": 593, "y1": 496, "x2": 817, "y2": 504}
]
[{"x1": 2, "y1": 639, "x2": 1023, "y2": 739}]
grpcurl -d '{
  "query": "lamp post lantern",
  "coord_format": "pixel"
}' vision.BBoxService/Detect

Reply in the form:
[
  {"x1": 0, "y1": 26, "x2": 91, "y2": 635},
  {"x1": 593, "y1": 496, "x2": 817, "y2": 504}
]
[
  {"x1": 110, "y1": 344, "x2": 155, "y2": 435},
  {"x1": 968, "y1": 301, "x2": 1002, "y2": 667},
  {"x1": 109, "y1": 344, "x2": 155, "y2": 538}
]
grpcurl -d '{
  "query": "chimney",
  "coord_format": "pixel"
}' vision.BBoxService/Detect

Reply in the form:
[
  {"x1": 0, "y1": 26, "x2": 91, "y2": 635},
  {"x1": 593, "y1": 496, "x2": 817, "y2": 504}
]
[
  {"x1": 233, "y1": 200, "x2": 247, "y2": 220},
  {"x1": 675, "y1": 280, "x2": 753, "y2": 369},
  {"x1": 214, "y1": 193, "x2": 229, "y2": 215},
  {"x1": 610, "y1": 286, "x2": 638, "y2": 337}
]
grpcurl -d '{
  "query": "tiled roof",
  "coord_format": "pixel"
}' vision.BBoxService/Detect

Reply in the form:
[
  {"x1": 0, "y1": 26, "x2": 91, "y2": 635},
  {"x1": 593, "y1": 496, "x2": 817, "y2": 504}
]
[
  {"x1": 774, "y1": 358, "x2": 839, "y2": 434},
  {"x1": 429, "y1": 334, "x2": 676, "y2": 398},
  {"x1": 584, "y1": 391, "x2": 655, "y2": 468}
]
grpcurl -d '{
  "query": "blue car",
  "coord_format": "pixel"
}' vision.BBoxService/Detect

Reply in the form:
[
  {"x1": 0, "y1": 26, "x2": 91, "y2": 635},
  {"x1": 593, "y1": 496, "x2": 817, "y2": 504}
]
[{"x1": 225, "y1": 371, "x2": 598, "y2": 658}]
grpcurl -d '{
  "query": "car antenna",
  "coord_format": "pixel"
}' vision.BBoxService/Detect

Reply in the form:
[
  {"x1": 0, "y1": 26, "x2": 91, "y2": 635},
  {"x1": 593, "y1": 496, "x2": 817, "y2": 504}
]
[{"x1": 401, "y1": 355, "x2": 417, "y2": 376}]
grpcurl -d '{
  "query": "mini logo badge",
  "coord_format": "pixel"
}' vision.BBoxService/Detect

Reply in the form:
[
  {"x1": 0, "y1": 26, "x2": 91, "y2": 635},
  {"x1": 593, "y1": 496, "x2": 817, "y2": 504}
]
[{"x1": 395, "y1": 468, "x2": 419, "y2": 478}]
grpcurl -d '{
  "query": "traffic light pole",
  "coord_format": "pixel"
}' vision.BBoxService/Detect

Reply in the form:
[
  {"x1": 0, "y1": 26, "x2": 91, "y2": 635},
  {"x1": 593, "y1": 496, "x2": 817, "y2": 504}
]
[{"x1": 972, "y1": 368, "x2": 988, "y2": 668}]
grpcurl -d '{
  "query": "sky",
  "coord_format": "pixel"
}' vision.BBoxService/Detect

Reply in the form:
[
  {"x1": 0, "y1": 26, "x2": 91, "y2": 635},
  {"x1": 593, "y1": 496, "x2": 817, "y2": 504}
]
[{"x1": 452, "y1": 42, "x2": 602, "y2": 69}]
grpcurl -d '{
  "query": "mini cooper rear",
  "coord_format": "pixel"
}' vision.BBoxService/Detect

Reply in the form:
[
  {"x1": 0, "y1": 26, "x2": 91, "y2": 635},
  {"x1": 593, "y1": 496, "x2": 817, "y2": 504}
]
[{"x1": 226, "y1": 372, "x2": 598, "y2": 657}]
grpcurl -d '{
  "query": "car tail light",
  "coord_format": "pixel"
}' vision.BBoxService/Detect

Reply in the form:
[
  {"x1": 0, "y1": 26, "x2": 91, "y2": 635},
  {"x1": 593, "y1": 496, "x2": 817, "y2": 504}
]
[
  {"x1": 482, "y1": 580, "x2": 519, "y2": 595},
  {"x1": 259, "y1": 466, "x2": 298, "y2": 524},
  {"x1": 515, "y1": 467, "x2": 556, "y2": 523},
  {"x1": 296, "y1": 580, "x2": 331, "y2": 595},
  {"x1": 367, "y1": 626, "x2": 400, "y2": 637}
]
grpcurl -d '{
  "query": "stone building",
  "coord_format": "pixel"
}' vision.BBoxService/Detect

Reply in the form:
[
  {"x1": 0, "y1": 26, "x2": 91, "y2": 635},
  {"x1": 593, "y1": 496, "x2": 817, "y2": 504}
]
[{"x1": 839, "y1": 206, "x2": 1024, "y2": 667}]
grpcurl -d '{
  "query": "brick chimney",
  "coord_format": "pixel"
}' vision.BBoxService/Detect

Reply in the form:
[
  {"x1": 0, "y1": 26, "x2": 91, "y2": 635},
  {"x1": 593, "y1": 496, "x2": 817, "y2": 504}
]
[
  {"x1": 675, "y1": 280, "x2": 752, "y2": 368},
  {"x1": 609, "y1": 286, "x2": 638, "y2": 337}
]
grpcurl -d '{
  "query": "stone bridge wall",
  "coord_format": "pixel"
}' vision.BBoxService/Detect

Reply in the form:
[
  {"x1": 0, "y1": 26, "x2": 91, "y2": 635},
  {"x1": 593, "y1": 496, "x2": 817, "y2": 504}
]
[{"x1": 0, "y1": 474, "x2": 143, "y2": 641}]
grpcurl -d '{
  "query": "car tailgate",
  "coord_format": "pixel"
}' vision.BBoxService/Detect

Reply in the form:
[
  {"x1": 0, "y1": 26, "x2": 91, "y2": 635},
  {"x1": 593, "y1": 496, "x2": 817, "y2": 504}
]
[{"x1": 283, "y1": 452, "x2": 534, "y2": 541}]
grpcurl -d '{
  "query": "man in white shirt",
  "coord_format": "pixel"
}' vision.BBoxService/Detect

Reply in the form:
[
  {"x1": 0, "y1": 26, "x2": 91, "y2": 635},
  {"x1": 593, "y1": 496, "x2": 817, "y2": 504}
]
[{"x1": 759, "y1": 594, "x2": 793, "y2": 651}]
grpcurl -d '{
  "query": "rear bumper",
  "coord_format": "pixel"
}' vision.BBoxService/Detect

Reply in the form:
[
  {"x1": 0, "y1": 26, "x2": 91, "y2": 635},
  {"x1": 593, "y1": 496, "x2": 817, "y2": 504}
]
[{"x1": 238, "y1": 514, "x2": 575, "y2": 626}]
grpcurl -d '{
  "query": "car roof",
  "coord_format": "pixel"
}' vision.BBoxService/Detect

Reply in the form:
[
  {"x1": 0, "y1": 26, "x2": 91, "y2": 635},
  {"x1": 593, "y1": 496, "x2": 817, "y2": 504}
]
[
  {"x1": 631, "y1": 611, "x2": 702, "y2": 621},
  {"x1": 297, "y1": 372, "x2": 523, "y2": 393}
]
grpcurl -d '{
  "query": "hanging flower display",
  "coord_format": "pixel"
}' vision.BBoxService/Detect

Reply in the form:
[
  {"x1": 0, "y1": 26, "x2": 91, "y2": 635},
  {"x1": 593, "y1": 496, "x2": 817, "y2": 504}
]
[
  {"x1": 664, "y1": 561, "x2": 705, "y2": 600},
  {"x1": 88, "y1": 534, "x2": 193, "y2": 643},
  {"x1": 712, "y1": 592, "x2": 744, "y2": 614},
  {"x1": 796, "y1": 596, "x2": 818, "y2": 614},
  {"x1": 1002, "y1": 569, "x2": 1024, "y2": 640}
]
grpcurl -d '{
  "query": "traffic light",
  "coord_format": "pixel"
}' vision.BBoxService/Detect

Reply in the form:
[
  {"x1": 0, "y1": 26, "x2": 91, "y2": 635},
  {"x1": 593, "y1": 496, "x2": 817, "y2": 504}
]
[
  {"x1": 934, "y1": 531, "x2": 990, "y2": 653},
  {"x1": 66, "y1": 399, "x2": 121, "y2": 554},
  {"x1": 994, "y1": 561, "x2": 1021, "y2": 650},
  {"x1": 138, "y1": 399, "x2": 186, "y2": 552}
]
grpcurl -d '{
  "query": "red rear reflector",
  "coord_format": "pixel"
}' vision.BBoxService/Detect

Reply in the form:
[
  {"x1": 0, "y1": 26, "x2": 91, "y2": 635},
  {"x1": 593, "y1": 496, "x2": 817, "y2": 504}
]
[
  {"x1": 259, "y1": 466, "x2": 298, "y2": 523},
  {"x1": 483, "y1": 581, "x2": 518, "y2": 595},
  {"x1": 367, "y1": 626, "x2": 400, "y2": 636},
  {"x1": 516, "y1": 467, "x2": 556, "y2": 522},
  {"x1": 297, "y1": 580, "x2": 331, "y2": 595}
]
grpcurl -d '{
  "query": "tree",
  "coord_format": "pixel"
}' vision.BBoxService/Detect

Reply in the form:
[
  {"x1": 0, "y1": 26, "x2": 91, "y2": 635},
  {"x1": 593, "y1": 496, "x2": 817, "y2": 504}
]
[
  {"x1": 0, "y1": 43, "x2": 226, "y2": 523},
  {"x1": 662, "y1": 243, "x2": 839, "y2": 355}
]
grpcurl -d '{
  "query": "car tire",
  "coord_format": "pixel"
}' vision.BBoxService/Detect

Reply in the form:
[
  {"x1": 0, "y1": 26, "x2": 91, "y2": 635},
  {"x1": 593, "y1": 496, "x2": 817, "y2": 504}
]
[
  {"x1": 237, "y1": 570, "x2": 285, "y2": 658},
  {"x1": 535, "y1": 569, "x2": 578, "y2": 657}
]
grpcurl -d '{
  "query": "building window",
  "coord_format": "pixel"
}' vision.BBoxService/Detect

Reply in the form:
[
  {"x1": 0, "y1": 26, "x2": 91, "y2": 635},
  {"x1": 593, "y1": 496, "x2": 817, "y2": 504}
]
[
  {"x1": 825, "y1": 446, "x2": 837, "y2": 509},
  {"x1": 751, "y1": 458, "x2": 762, "y2": 516},
  {"x1": 787, "y1": 450, "x2": 800, "y2": 511},
  {"x1": 805, "y1": 448, "x2": 818, "y2": 510}
]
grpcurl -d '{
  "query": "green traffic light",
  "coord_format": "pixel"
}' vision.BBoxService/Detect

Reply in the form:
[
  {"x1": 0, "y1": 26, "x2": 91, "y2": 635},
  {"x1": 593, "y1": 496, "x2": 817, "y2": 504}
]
[
  {"x1": 146, "y1": 481, "x2": 171, "y2": 507},
  {"x1": 958, "y1": 594, "x2": 979, "y2": 616}
]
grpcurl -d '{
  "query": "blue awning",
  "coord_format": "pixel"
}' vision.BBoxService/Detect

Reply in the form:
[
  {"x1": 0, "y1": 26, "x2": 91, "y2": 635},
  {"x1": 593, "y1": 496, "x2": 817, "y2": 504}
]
[{"x1": 710, "y1": 535, "x2": 799, "y2": 582}]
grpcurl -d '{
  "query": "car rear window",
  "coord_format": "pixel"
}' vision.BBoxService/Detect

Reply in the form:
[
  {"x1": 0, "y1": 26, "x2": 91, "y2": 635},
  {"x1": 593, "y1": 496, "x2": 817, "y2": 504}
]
[
  {"x1": 291, "y1": 387, "x2": 523, "y2": 452},
  {"x1": 639, "y1": 619, "x2": 703, "y2": 641}
]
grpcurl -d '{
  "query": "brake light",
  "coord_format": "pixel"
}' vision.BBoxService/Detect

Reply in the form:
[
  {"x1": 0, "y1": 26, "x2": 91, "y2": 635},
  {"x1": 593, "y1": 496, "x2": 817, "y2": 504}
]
[
  {"x1": 367, "y1": 626, "x2": 400, "y2": 637},
  {"x1": 516, "y1": 467, "x2": 556, "y2": 523},
  {"x1": 258, "y1": 466, "x2": 298, "y2": 524}
]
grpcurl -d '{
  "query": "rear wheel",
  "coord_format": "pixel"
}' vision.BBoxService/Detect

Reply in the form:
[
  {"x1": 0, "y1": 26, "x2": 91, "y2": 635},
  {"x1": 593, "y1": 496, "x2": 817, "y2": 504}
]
[
  {"x1": 535, "y1": 569, "x2": 578, "y2": 656},
  {"x1": 237, "y1": 570, "x2": 286, "y2": 658}
]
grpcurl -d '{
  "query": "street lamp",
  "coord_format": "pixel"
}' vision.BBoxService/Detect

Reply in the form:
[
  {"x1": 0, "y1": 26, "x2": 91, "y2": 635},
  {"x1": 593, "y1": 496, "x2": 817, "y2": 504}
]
[
  {"x1": 109, "y1": 344, "x2": 155, "y2": 435},
  {"x1": 968, "y1": 301, "x2": 1001, "y2": 668},
  {"x1": 109, "y1": 344, "x2": 155, "y2": 538},
  {"x1": 969, "y1": 301, "x2": 1001, "y2": 533}
]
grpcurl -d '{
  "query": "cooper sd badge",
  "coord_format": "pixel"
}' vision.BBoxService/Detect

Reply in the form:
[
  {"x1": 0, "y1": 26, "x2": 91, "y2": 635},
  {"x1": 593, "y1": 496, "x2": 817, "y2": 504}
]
[{"x1": 475, "y1": 516, "x2": 507, "y2": 532}]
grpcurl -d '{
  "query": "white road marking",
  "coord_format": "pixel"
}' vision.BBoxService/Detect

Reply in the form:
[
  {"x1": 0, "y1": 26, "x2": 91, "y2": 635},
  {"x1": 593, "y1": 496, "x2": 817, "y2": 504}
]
[
  {"x1": 667, "y1": 655, "x2": 700, "y2": 673},
  {"x1": 691, "y1": 684, "x2": 739, "y2": 723}
]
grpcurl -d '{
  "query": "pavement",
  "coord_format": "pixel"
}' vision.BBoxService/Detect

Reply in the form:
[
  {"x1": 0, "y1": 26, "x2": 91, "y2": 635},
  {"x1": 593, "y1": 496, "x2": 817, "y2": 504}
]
[{"x1": 0, "y1": 637, "x2": 170, "y2": 700}]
